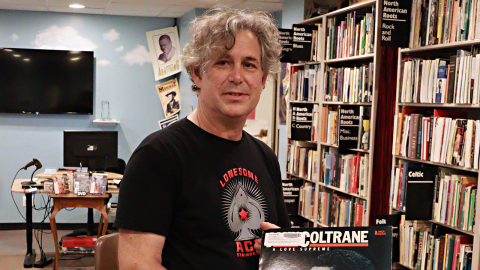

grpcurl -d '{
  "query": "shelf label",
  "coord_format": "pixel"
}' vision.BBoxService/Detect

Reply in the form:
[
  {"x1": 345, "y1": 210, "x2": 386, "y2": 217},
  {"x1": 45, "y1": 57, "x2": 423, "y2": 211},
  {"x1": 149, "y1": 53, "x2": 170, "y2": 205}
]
[
  {"x1": 381, "y1": 0, "x2": 411, "y2": 47},
  {"x1": 291, "y1": 24, "x2": 317, "y2": 62},
  {"x1": 279, "y1": 29, "x2": 293, "y2": 63},
  {"x1": 339, "y1": 106, "x2": 360, "y2": 149},
  {"x1": 290, "y1": 103, "x2": 314, "y2": 141}
]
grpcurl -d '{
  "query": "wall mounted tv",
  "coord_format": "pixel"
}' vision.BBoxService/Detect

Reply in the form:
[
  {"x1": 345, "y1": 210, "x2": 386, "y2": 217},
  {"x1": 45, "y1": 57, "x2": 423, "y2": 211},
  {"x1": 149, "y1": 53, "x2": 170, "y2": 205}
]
[{"x1": 0, "y1": 48, "x2": 94, "y2": 115}]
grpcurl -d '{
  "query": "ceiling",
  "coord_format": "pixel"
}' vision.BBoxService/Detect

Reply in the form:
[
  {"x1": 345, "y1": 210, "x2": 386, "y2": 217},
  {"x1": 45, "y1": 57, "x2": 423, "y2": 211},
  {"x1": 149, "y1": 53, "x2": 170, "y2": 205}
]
[{"x1": 0, "y1": 0, "x2": 284, "y2": 18}]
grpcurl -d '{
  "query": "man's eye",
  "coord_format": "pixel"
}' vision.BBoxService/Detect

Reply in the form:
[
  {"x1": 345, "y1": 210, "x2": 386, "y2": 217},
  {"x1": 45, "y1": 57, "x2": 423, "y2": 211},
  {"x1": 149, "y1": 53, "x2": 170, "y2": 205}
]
[
  {"x1": 244, "y1": 63, "x2": 256, "y2": 68},
  {"x1": 217, "y1": 60, "x2": 229, "y2": 65}
]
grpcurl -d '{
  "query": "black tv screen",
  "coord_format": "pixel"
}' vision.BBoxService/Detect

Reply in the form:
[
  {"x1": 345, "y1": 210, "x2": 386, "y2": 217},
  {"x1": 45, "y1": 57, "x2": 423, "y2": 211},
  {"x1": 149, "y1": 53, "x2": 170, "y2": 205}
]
[{"x1": 0, "y1": 48, "x2": 94, "y2": 115}]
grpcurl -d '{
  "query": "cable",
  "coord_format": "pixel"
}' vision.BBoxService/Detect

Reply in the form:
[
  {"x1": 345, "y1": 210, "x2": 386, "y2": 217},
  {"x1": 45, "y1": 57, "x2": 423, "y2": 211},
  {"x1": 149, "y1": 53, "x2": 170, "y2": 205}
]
[{"x1": 10, "y1": 167, "x2": 26, "y2": 221}]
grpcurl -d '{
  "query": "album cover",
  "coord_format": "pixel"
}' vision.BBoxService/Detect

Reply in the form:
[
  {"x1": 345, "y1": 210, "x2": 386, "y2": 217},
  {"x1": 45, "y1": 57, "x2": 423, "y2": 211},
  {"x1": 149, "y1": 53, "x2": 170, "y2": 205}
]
[
  {"x1": 90, "y1": 173, "x2": 108, "y2": 195},
  {"x1": 259, "y1": 226, "x2": 392, "y2": 270},
  {"x1": 52, "y1": 172, "x2": 70, "y2": 194},
  {"x1": 73, "y1": 172, "x2": 91, "y2": 195}
]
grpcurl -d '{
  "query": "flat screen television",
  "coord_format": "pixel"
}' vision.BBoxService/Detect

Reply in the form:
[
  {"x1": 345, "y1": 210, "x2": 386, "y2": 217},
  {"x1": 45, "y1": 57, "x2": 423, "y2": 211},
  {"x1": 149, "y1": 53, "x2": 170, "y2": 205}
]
[
  {"x1": 0, "y1": 48, "x2": 94, "y2": 115},
  {"x1": 64, "y1": 131, "x2": 118, "y2": 172}
]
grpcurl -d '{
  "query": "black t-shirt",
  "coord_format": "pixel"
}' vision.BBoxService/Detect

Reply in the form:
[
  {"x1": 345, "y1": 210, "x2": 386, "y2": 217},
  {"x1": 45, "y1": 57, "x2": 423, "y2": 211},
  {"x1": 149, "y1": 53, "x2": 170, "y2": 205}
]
[{"x1": 114, "y1": 118, "x2": 290, "y2": 270}]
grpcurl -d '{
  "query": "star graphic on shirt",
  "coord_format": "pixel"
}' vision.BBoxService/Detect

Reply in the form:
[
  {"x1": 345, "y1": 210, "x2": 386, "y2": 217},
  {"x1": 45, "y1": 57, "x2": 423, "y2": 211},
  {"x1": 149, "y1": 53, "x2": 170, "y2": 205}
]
[{"x1": 239, "y1": 208, "x2": 249, "y2": 220}]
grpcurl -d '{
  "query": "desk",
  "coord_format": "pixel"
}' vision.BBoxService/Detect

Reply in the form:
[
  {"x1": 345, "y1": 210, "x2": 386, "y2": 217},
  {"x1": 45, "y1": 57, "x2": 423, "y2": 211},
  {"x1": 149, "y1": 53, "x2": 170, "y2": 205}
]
[
  {"x1": 11, "y1": 175, "x2": 121, "y2": 268},
  {"x1": 49, "y1": 193, "x2": 109, "y2": 270}
]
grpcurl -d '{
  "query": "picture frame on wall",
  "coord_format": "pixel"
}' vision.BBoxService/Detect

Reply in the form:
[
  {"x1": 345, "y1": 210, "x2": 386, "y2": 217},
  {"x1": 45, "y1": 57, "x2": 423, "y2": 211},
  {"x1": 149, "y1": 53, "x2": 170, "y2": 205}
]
[{"x1": 146, "y1": 26, "x2": 182, "y2": 81}]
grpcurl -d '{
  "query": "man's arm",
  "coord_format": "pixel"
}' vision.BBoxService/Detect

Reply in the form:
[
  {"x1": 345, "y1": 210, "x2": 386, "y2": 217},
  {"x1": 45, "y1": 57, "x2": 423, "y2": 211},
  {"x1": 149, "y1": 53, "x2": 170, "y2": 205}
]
[{"x1": 118, "y1": 229, "x2": 167, "y2": 270}]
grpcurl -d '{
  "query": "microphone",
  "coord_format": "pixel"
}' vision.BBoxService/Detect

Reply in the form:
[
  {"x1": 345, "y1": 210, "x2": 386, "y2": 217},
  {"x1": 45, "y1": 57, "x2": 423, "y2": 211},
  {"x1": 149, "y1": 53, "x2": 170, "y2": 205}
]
[{"x1": 23, "y1": 158, "x2": 42, "y2": 170}]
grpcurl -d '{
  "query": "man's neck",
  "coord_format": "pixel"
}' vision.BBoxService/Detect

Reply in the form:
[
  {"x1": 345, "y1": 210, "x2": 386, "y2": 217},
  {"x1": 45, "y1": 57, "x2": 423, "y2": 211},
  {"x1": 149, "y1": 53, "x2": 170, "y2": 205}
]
[{"x1": 187, "y1": 109, "x2": 245, "y2": 141}]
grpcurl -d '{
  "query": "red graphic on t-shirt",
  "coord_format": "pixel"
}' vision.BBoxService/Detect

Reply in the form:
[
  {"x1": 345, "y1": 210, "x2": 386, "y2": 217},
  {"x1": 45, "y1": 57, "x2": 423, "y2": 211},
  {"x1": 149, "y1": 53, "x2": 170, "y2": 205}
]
[
  {"x1": 239, "y1": 208, "x2": 249, "y2": 220},
  {"x1": 221, "y1": 170, "x2": 266, "y2": 258}
]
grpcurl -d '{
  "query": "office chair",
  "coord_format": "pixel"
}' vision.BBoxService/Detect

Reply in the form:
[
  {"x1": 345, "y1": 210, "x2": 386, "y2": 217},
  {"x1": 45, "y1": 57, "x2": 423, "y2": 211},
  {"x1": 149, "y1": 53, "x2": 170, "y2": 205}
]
[
  {"x1": 95, "y1": 232, "x2": 119, "y2": 270},
  {"x1": 95, "y1": 158, "x2": 126, "y2": 175}
]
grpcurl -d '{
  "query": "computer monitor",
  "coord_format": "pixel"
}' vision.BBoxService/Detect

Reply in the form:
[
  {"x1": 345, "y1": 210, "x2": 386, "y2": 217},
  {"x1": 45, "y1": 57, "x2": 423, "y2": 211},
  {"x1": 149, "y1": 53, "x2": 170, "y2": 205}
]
[{"x1": 64, "y1": 131, "x2": 118, "y2": 172}]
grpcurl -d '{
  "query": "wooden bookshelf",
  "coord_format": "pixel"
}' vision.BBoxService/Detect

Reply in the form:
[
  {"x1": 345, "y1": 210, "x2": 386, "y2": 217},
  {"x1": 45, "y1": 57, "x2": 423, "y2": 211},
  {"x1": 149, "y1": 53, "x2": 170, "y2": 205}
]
[
  {"x1": 323, "y1": 53, "x2": 374, "y2": 64},
  {"x1": 400, "y1": 40, "x2": 480, "y2": 53},
  {"x1": 286, "y1": 0, "x2": 381, "y2": 229},
  {"x1": 323, "y1": 101, "x2": 372, "y2": 106},
  {"x1": 398, "y1": 103, "x2": 480, "y2": 108},
  {"x1": 394, "y1": 155, "x2": 480, "y2": 173},
  {"x1": 429, "y1": 220, "x2": 475, "y2": 236},
  {"x1": 317, "y1": 181, "x2": 368, "y2": 200},
  {"x1": 390, "y1": 19, "x2": 480, "y2": 269},
  {"x1": 392, "y1": 207, "x2": 405, "y2": 213}
]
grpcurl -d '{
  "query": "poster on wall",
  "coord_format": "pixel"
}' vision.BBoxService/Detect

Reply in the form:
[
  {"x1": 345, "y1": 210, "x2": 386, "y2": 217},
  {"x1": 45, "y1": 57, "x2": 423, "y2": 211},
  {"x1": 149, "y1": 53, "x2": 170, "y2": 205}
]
[
  {"x1": 146, "y1": 27, "x2": 182, "y2": 81},
  {"x1": 159, "y1": 114, "x2": 179, "y2": 130},
  {"x1": 156, "y1": 78, "x2": 181, "y2": 118}
]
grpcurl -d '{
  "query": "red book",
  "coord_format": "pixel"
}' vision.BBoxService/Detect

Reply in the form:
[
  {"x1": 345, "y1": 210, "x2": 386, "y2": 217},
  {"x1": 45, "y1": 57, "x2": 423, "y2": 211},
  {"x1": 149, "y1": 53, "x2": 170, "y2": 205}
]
[
  {"x1": 62, "y1": 236, "x2": 97, "y2": 248},
  {"x1": 437, "y1": 236, "x2": 446, "y2": 270},
  {"x1": 451, "y1": 235, "x2": 473, "y2": 269}
]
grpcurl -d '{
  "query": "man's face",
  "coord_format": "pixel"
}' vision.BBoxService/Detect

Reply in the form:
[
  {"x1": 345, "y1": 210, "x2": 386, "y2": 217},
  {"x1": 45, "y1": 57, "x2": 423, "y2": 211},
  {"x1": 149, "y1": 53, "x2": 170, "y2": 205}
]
[
  {"x1": 192, "y1": 30, "x2": 267, "y2": 120},
  {"x1": 160, "y1": 38, "x2": 172, "y2": 54}
]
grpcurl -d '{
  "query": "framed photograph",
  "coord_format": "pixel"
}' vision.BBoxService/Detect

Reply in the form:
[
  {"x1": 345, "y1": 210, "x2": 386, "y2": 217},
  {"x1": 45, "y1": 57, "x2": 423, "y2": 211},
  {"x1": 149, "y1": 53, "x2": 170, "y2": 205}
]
[
  {"x1": 156, "y1": 78, "x2": 181, "y2": 118},
  {"x1": 146, "y1": 26, "x2": 182, "y2": 81}
]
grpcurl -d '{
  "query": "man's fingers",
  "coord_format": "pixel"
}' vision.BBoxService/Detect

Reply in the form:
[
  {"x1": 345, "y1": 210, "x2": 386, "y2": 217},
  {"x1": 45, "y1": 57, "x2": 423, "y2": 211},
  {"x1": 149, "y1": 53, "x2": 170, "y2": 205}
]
[
  {"x1": 260, "y1": 222, "x2": 279, "y2": 231},
  {"x1": 254, "y1": 241, "x2": 262, "y2": 255}
]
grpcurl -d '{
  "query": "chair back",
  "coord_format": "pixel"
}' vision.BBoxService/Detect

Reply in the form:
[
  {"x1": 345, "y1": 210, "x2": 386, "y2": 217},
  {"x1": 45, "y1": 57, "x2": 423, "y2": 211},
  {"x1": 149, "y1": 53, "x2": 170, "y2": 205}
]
[{"x1": 95, "y1": 233, "x2": 119, "y2": 270}]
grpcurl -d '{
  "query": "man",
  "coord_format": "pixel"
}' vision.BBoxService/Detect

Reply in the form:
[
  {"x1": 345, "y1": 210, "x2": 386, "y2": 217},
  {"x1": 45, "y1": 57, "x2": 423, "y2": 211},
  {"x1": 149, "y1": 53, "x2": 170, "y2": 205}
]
[
  {"x1": 115, "y1": 7, "x2": 290, "y2": 270},
  {"x1": 157, "y1": 34, "x2": 175, "y2": 63}
]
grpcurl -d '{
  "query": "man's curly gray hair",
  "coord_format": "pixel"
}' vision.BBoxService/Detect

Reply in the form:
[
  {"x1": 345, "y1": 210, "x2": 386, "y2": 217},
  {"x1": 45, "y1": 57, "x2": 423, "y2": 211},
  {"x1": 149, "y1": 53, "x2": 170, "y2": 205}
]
[{"x1": 182, "y1": 6, "x2": 282, "y2": 91}]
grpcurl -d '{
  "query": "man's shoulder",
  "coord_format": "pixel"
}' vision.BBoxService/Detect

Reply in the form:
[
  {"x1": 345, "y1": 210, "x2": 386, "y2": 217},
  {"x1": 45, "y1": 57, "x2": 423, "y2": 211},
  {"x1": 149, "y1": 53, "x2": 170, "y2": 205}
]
[
  {"x1": 243, "y1": 132, "x2": 277, "y2": 160},
  {"x1": 136, "y1": 118, "x2": 189, "y2": 152}
]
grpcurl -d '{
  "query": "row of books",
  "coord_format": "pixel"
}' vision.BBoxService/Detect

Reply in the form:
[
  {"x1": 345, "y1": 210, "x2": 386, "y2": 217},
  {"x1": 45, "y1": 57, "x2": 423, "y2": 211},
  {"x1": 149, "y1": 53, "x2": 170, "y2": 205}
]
[
  {"x1": 399, "y1": 218, "x2": 473, "y2": 270},
  {"x1": 299, "y1": 182, "x2": 316, "y2": 220},
  {"x1": 52, "y1": 171, "x2": 108, "y2": 195},
  {"x1": 390, "y1": 161, "x2": 412, "y2": 211},
  {"x1": 311, "y1": 104, "x2": 319, "y2": 142},
  {"x1": 309, "y1": 24, "x2": 323, "y2": 62},
  {"x1": 325, "y1": 8, "x2": 375, "y2": 60},
  {"x1": 289, "y1": 65, "x2": 321, "y2": 102},
  {"x1": 318, "y1": 191, "x2": 368, "y2": 227},
  {"x1": 321, "y1": 148, "x2": 369, "y2": 197},
  {"x1": 400, "y1": 50, "x2": 480, "y2": 104},
  {"x1": 395, "y1": 109, "x2": 480, "y2": 169},
  {"x1": 432, "y1": 168, "x2": 477, "y2": 232},
  {"x1": 409, "y1": 0, "x2": 480, "y2": 48},
  {"x1": 324, "y1": 63, "x2": 374, "y2": 103},
  {"x1": 320, "y1": 107, "x2": 338, "y2": 145},
  {"x1": 286, "y1": 144, "x2": 318, "y2": 181}
]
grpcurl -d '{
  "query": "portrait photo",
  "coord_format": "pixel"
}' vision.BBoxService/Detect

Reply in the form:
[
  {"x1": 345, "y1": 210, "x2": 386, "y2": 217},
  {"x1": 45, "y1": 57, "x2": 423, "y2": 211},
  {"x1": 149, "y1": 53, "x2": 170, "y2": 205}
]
[
  {"x1": 146, "y1": 27, "x2": 182, "y2": 81},
  {"x1": 156, "y1": 77, "x2": 181, "y2": 118}
]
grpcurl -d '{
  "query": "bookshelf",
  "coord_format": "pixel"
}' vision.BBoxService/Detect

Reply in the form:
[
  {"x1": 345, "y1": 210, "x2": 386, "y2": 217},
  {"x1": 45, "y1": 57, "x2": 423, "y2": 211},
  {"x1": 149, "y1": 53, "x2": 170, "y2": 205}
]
[
  {"x1": 285, "y1": 0, "x2": 381, "y2": 228},
  {"x1": 389, "y1": 4, "x2": 480, "y2": 267}
]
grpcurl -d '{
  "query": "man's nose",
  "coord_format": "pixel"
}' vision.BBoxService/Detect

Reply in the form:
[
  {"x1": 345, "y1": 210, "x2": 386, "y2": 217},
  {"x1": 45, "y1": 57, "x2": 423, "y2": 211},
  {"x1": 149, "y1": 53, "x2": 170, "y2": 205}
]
[{"x1": 228, "y1": 64, "x2": 243, "y2": 84}]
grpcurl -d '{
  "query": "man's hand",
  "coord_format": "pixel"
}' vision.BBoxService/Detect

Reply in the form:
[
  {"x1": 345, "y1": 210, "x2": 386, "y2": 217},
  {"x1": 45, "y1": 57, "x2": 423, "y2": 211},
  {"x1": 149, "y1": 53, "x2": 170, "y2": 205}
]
[{"x1": 254, "y1": 222, "x2": 280, "y2": 255}]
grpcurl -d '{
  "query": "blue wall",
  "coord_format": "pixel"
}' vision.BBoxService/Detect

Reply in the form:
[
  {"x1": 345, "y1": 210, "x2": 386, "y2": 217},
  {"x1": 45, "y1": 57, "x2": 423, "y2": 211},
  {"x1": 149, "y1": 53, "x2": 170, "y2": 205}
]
[{"x1": 0, "y1": 10, "x2": 198, "y2": 223}]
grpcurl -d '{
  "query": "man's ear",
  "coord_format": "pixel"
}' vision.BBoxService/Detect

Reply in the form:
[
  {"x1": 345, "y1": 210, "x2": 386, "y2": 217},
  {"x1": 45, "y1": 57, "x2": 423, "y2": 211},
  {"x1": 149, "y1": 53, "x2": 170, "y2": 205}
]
[
  {"x1": 190, "y1": 67, "x2": 203, "y2": 89},
  {"x1": 261, "y1": 73, "x2": 268, "y2": 89}
]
